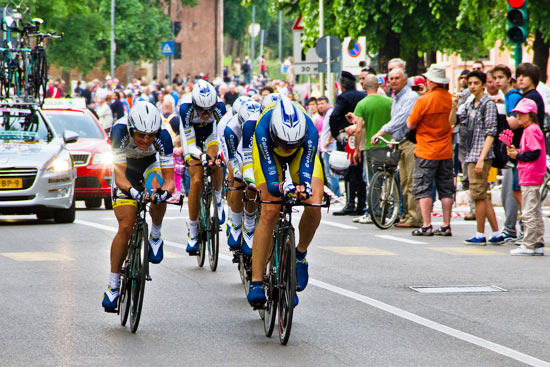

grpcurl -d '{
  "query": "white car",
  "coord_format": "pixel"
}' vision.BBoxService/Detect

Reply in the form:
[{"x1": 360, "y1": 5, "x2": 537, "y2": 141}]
[{"x1": 0, "y1": 101, "x2": 78, "y2": 223}]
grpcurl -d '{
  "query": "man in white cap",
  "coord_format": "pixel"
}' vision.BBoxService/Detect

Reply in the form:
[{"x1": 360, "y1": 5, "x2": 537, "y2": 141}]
[{"x1": 406, "y1": 64, "x2": 455, "y2": 236}]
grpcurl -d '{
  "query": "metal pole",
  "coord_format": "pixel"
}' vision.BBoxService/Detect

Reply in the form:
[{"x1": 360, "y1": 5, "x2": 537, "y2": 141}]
[
  {"x1": 278, "y1": 11, "x2": 282, "y2": 64},
  {"x1": 327, "y1": 36, "x2": 333, "y2": 105},
  {"x1": 259, "y1": 29, "x2": 264, "y2": 75},
  {"x1": 168, "y1": 8, "x2": 173, "y2": 85},
  {"x1": 515, "y1": 43, "x2": 523, "y2": 68},
  {"x1": 110, "y1": 0, "x2": 115, "y2": 78},
  {"x1": 251, "y1": 5, "x2": 256, "y2": 71},
  {"x1": 319, "y1": 0, "x2": 325, "y2": 96}
]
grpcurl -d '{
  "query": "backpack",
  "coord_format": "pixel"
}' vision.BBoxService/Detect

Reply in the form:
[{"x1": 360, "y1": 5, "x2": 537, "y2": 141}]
[{"x1": 481, "y1": 100, "x2": 510, "y2": 169}]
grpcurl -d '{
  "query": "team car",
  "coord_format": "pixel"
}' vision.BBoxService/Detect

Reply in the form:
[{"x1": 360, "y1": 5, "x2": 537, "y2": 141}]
[
  {"x1": 42, "y1": 98, "x2": 113, "y2": 209},
  {"x1": 0, "y1": 100, "x2": 77, "y2": 223}
]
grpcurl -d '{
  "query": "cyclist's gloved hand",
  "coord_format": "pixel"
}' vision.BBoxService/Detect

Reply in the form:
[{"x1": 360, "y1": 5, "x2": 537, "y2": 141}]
[
  {"x1": 201, "y1": 153, "x2": 211, "y2": 167},
  {"x1": 152, "y1": 189, "x2": 170, "y2": 204},
  {"x1": 229, "y1": 158, "x2": 242, "y2": 180},
  {"x1": 302, "y1": 181, "x2": 312, "y2": 199},
  {"x1": 215, "y1": 152, "x2": 225, "y2": 167},
  {"x1": 129, "y1": 187, "x2": 144, "y2": 203},
  {"x1": 282, "y1": 181, "x2": 296, "y2": 198}
]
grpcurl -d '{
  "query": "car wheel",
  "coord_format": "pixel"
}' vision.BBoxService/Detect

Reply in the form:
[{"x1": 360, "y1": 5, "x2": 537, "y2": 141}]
[
  {"x1": 36, "y1": 211, "x2": 53, "y2": 220},
  {"x1": 104, "y1": 196, "x2": 113, "y2": 210},
  {"x1": 85, "y1": 198, "x2": 102, "y2": 209},
  {"x1": 54, "y1": 198, "x2": 76, "y2": 224}
]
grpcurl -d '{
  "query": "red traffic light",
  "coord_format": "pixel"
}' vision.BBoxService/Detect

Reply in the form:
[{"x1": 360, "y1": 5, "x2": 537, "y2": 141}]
[{"x1": 507, "y1": 0, "x2": 525, "y2": 7}]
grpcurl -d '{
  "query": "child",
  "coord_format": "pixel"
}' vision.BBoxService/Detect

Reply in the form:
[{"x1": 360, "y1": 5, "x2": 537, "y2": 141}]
[{"x1": 507, "y1": 98, "x2": 546, "y2": 255}]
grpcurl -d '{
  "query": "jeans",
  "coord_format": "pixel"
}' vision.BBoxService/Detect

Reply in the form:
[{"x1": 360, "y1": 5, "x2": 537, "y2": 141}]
[
  {"x1": 501, "y1": 168, "x2": 519, "y2": 236},
  {"x1": 322, "y1": 152, "x2": 341, "y2": 197}
]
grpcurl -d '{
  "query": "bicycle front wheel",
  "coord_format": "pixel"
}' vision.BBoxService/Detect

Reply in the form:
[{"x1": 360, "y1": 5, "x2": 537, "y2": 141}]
[
  {"x1": 369, "y1": 170, "x2": 400, "y2": 230},
  {"x1": 119, "y1": 259, "x2": 131, "y2": 326},
  {"x1": 263, "y1": 250, "x2": 277, "y2": 337},
  {"x1": 129, "y1": 222, "x2": 148, "y2": 333},
  {"x1": 197, "y1": 195, "x2": 208, "y2": 267},
  {"x1": 278, "y1": 228, "x2": 296, "y2": 345},
  {"x1": 207, "y1": 193, "x2": 219, "y2": 272}
]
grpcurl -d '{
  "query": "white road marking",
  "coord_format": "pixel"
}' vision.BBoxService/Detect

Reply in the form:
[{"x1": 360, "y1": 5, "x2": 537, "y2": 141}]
[
  {"x1": 320, "y1": 220, "x2": 358, "y2": 230},
  {"x1": 76, "y1": 218, "x2": 549, "y2": 366},
  {"x1": 309, "y1": 279, "x2": 548, "y2": 367},
  {"x1": 375, "y1": 235, "x2": 428, "y2": 245}
]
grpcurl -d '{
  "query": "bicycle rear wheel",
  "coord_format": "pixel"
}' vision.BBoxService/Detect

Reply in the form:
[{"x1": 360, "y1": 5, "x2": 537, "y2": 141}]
[
  {"x1": 129, "y1": 222, "x2": 148, "y2": 333},
  {"x1": 239, "y1": 254, "x2": 251, "y2": 296},
  {"x1": 207, "y1": 193, "x2": 219, "y2": 271},
  {"x1": 119, "y1": 259, "x2": 131, "y2": 326},
  {"x1": 278, "y1": 228, "x2": 296, "y2": 345},
  {"x1": 369, "y1": 170, "x2": 400, "y2": 230},
  {"x1": 263, "y1": 247, "x2": 278, "y2": 336}
]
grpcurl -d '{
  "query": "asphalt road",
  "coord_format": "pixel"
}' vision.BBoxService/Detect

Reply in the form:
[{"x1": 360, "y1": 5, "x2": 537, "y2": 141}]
[{"x1": 2, "y1": 201, "x2": 550, "y2": 367}]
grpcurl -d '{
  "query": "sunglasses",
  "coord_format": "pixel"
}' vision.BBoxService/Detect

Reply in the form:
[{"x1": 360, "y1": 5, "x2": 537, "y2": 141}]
[
  {"x1": 134, "y1": 131, "x2": 157, "y2": 139},
  {"x1": 196, "y1": 106, "x2": 215, "y2": 114}
]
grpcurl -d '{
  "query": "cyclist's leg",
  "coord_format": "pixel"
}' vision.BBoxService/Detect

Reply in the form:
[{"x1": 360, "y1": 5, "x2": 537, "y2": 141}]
[
  {"x1": 242, "y1": 188, "x2": 259, "y2": 256},
  {"x1": 227, "y1": 164, "x2": 244, "y2": 249},
  {"x1": 186, "y1": 160, "x2": 204, "y2": 252},
  {"x1": 143, "y1": 161, "x2": 168, "y2": 263},
  {"x1": 206, "y1": 143, "x2": 225, "y2": 223},
  {"x1": 111, "y1": 202, "x2": 137, "y2": 273}
]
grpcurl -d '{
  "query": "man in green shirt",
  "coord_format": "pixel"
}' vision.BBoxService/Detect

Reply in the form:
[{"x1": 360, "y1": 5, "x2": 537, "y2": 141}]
[{"x1": 349, "y1": 74, "x2": 392, "y2": 223}]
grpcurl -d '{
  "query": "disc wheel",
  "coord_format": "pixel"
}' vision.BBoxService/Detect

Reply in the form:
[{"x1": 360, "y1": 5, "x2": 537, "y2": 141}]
[
  {"x1": 368, "y1": 170, "x2": 400, "y2": 230},
  {"x1": 129, "y1": 223, "x2": 148, "y2": 333},
  {"x1": 207, "y1": 194, "x2": 219, "y2": 271},
  {"x1": 277, "y1": 229, "x2": 296, "y2": 345},
  {"x1": 263, "y1": 247, "x2": 278, "y2": 337}
]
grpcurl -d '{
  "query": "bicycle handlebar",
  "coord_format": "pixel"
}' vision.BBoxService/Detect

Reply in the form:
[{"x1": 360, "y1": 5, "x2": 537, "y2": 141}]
[{"x1": 373, "y1": 136, "x2": 403, "y2": 145}]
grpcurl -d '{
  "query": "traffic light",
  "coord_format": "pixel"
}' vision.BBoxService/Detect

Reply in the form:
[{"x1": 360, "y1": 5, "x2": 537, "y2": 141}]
[{"x1": 507, "y1": 0, "x2": 528, "y2": 44}]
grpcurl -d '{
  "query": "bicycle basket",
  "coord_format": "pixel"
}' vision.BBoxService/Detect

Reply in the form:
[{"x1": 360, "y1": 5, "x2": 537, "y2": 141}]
[{"x1": 367, "y1": 147, "x2": 401, "y2": 167}]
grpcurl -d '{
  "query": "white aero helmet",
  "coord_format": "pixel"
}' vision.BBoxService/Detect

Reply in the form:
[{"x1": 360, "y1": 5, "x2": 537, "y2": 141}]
[
  {"x1": 232, "y1": 95, "x2": 252, "y2": 116},
  {"x1": 128, "y1": 101, "x2": 162, "y2": 135},
  {"x1": 192, "y1": 79, "x2": 217, "y2": 111},
  {"x1": 260, "y1": 92, "x2": 280, "y2": 112},
  {"x1": 238, "y1": 100, "x2": 260, "y2": 126},
  {"x1": 269, "y1": 96, "x2": 307, "y2": 150}
]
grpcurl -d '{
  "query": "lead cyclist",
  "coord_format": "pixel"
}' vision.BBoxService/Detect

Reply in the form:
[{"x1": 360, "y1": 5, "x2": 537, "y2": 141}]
[
  {"x1": 102, "y1": 101, "x2": 175, "y2": 312},
  {"x1": 247, "y1": 95, "x2": 324, "y2": 307}
]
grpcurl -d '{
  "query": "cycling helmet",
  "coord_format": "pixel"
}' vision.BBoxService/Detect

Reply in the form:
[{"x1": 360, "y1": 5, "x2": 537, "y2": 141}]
[
  {"x1": 260, "y1": 93, "x2": 280, "y2": 112},
  {"x1": 232, "y1": 96, "x2": 252, "y2": 116},
  {"x1": 192, "y1": 80, "x2": 217, "y2": 111},
  {"x1": 269, "y1": 96, "x2": 307, "y2": 150},
  {"x1": 238, "y1": 101, "x2": 260, "y2": 126},
  {"x1": 128, "y1": 101, "x2": 162, "y2": 136}
]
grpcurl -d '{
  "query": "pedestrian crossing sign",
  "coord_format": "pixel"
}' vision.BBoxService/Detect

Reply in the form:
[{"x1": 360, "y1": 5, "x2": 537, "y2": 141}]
[{"x1": 161, "y1": 41, "x2": 174, "y2": 55}]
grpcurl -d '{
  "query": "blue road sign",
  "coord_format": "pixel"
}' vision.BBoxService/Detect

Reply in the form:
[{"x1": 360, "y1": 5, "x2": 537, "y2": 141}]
[
  {"x1": 161, "y1": 41, "x2": 174, "y2": 55},
  {"x1": 348, "y1": 42, "x2": 361, "y2": 58}
]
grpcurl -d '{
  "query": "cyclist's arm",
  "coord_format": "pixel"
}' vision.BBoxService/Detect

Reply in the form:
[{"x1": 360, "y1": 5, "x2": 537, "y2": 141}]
[
  {"x1": 255, "y1": 115, "x2": 282, "y2": 197},
  {"x1": 111, "y1": 123, "x2": 134, "y2": 193},
  {"x1": 179, "y1": 103, "x2": 202, "y2": 161},
  {"x1": 157, "y1": 129, "x2": 175, "y2": 194},
  {"x1": 224, "y1": 125, "x2": 239, "y2": 161},
  {"x1": 298, "y1": 118, "x2": 319, "y2": 186}
]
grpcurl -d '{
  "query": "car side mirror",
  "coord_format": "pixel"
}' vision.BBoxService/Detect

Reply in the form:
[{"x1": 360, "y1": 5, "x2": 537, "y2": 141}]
[{"x1": 63, "y1": 130, "x2": 79, "y2": 144}]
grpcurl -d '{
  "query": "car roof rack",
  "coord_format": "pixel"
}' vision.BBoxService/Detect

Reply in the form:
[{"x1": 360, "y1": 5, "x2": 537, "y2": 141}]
[{"x1": 0, "y1": 96, "x2": 41, "y2": 108}]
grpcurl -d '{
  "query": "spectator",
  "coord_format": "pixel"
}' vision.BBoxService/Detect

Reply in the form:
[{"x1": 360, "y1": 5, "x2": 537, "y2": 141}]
[
  {"x1": 371, "y1": 68, "x2": 421, "y2": 228},
  {"x1": 491, "y1": 64, "x2": 522, "y2": 242},
  {"x1": 454, "y1": 70, "x2": 503, "y2": 245},
  {"x1": 330, "y1": 71, "x2": 366, "y2": 216},
  {"x1": 259, "y1": 54, "x2": 267, "y2": 78},
  {"x1": 233, "y1": 58, "x2": 241, "y2": 84},
  {"x1": 81, "y1": 82, "x2": 93, "y2": 106},
  {"x1": 509, "y1": 63, "x2": 546, "y2": 132},
  {"x1": 110, "y1": 91, "x2": 125, "y2": 121},
  {"x1": 317, "y1": 96, "x2": 341, "y2": 199},
  {"x1": 96, "y1": 94, "x2": 114, "y2": 133},
  {"x1": 350, "y1": 74, "x2": 392, "y2": 224},
  {"x1": 47, "y1": 80, "x2": 62, "y2": 98},
  {"x1": 242, "y1": 56, "x2": 252, "y2": 84},
  {"x1": 73, "y1": 81, "x2": 83, "y2": 96},
  {"x1": 406, "y1": 64, "x2": 454, "y2": 236},
  {"x1": 507, "y1": 98, "x2": 546, "y2": 255},
  {"x1": 260, "y1": 86, "x2": 274, "y2": 99},
  {"x1": 225, "y1": 83, "x2": 240, "y2": 106},
  {"x1": 472, "y1": 60, "x2": 485, "y2": 72}
]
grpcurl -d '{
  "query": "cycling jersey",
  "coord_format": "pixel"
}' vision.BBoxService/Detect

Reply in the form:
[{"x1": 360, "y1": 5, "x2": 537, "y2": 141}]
[
  {"x1": 179, "y1": 93, "x2": 226, "y2": 160},
  {"x1": 253, "y1": 104, "x2": 321, "y2": 197},
  {"x1": 217, "y1": 110, "x2": 258, "y2": 184}
]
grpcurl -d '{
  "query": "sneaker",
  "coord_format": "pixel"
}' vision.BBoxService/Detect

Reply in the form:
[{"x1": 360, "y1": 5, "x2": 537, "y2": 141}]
[
  {"x1": 296, "y1": 257, "x2": 309, "y2": 292},
  {"x1": 502, "y1": 233, "x2": 518, "y2": 243},
  {"x1": 535, "y1": 243, "x2": 545, "y2": 256},
  {"x1": 186, "y1": 236, "x2": 199, "y2": 255},
  {"x1": 358, "y1": 215, "x2": 373, "y2": 224},
  {"x1": 464, "y1": 212, "x2": 476, "y2": 221},
  {"x1": 228, "y1": 223, "x2": 242, "y2": 250},
  {"x1": 352, "y1": 215, "x2": 366, "y2": 223},
  {"x1": 488, "y1": 235, "x2": 505, "y2": 245},
  {"x1": 242, "y1": 226, "x2": 254, "y2": 256},
  {"x1": 510, "y1": 244, "x2": 536, "y2": 256},
  {"x1": 294, "y1": 293, "x2": 299, "y2": 307},
  {"x1": 247, "y1": 282, "x2": 266, "y2": 307},
  {"x1": 217, "y1": 202, "x2": 225, "y2": 225},
  {"x1": 102, "y1": 286, "x2": 119, "y2": 311},
  {"x1": 464, "y1": 236, "x2": 487, "y2": 245},
  {"x1": 148, "y1": 235, "x2": 164, "y2": 264}
]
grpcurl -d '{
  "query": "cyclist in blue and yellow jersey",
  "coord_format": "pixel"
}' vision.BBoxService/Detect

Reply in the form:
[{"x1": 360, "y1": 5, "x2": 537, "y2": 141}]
[
  {"x1": 247, "y1": 96, "x2": 324, "y2": 307},
  {"x1": 179, "y1": 80, "x2": 227, "y2": 254},
  {"x1": 102, "y1": 101, "x2": 175, "y2": 312},
  {"x1": 218, "y1": 100, "x2": 261, "y2": 255}
]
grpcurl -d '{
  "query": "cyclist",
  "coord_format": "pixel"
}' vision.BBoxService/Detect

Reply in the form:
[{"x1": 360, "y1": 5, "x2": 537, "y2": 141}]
[
  {"x1": 218, "y1": 100, "x2": 261, "y2": 254},
  {"x1": 247, "y1": 96, "x2": 324, "y2": 307},
  {"x1": 102, "y1": 101, "x2": 175, "y2": 312},
  {"x1": 179, "y1": 80, "x2": 227, "y2": 254},
  {"x1": 260, "y1": 92, "x2": 280, "y2": 113}
]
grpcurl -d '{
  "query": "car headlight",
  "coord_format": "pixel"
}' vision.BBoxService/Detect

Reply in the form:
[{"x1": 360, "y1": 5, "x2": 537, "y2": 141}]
[
  {"x1": 93, "y1": 152, "x2": 113, "y2": 165},
  {"x1": 46, "y1": 151, "x2": 73, "y2": 173}
]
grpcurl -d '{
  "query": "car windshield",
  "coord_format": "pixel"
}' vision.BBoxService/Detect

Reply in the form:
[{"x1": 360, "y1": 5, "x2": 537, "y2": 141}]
[
  {"x1": 46, "y1": 112, "x2": 104, "y2": 139},
  {"x1": 0, "y1": 107, "x2": 52, "y2": 143}
]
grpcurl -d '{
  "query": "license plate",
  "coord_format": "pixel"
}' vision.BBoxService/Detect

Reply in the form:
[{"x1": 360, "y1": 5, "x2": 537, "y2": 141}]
[{"x1": 0, "y1": 178, "x2": 23, "y2": 189}]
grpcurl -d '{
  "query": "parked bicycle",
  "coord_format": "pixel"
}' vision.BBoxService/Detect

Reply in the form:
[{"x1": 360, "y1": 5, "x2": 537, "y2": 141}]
[
  {"x1": 253, "y1": 188, "x2": 329, "y2": 345},
  {"x1": 367, "y1": 136, "x2": 403, "y2": 229}
]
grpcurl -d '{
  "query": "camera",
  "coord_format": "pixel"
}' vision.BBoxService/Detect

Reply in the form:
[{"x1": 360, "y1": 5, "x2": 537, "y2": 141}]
[{"x1": 411, "y1": 85, "x2": 421, "y2": 91}]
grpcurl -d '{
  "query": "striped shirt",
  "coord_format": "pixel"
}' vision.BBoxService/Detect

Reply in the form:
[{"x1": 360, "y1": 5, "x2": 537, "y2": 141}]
[{"x1": 457, "y1": 95, "x2": 497, "y2": 163}]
